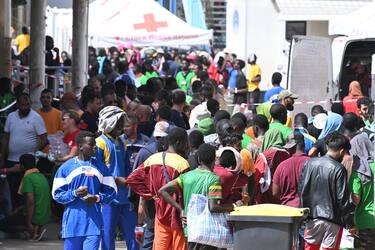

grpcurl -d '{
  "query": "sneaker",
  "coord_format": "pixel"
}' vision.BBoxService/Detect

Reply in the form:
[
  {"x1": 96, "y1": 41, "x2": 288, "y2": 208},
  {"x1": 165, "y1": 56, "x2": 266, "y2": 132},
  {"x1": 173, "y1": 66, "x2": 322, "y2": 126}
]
[{"x1": 30, "y1": 228, "x2": 47, "y2": 241}]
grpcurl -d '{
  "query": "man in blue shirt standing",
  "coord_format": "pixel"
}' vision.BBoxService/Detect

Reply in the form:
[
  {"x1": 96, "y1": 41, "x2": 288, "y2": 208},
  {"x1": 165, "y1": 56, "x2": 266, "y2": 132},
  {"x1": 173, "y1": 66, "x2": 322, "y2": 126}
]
[
  {"x1": 264, "y1": 72, "x2": 284, "y2": 103},
  {"x1": 96, "y1": 106, "x2": 139, "y2": 250},
  {"x1": 52, "y1": 131, "x2": 117, "y2": 250}
]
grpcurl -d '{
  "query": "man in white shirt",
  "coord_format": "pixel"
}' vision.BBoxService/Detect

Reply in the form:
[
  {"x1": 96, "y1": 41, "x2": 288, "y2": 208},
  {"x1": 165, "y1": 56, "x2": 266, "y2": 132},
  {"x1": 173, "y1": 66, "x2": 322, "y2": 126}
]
[{"x1": 0, "y1": 93, "x2": 47, "y2": 208}]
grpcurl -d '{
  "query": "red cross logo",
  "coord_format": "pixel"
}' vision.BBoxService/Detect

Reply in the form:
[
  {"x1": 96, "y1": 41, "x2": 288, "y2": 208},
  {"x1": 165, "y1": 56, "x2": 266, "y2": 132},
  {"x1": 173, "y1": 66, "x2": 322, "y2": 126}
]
[{"x1": 133, "y1": 13, "x2": 168, "y2": 32}]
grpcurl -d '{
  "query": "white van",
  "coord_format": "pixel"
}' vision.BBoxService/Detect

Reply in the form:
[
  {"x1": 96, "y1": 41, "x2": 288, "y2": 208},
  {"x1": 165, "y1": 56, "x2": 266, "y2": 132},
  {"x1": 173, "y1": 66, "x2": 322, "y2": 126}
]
[{"x1": 287, "y1": 35, "x2": 374, "y2": 115}]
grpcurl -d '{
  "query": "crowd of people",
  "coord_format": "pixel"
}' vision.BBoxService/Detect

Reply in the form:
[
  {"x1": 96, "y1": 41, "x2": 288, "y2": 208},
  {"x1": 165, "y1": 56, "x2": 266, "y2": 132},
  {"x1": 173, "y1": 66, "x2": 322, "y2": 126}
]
[{"x1": 0, "y1": 33, "x2": 374, "y2": 250}]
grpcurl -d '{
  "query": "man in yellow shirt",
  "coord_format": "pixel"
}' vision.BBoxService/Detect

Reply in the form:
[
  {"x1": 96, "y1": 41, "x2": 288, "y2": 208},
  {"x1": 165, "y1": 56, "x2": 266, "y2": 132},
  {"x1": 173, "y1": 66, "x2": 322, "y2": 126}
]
[
  {"x1": 15, "y1": 27, "x2": 30, "y2": 55},
  {"x1": 246, "y1": 53, "x2": 261, "y2": 113},
  {"x1": 278, "y1": 90, "x2": 299, "y2": 128}
]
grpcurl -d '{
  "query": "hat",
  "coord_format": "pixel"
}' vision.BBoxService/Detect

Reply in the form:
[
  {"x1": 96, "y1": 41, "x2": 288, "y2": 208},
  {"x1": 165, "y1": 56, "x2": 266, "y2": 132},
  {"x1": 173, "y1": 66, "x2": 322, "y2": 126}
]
[
  {"x1": 223, "y1": 48, "x2": 231, "y2": 54},
  {"x1": 198, "y1": 117, "x2": 215, "y2": 136},
  {"x1": 156, "y1": 48, "x2": 164, "y2": 54},
  {"x1": 153, "y1": 121, "x2": 169, "y2": 137},
  {"x1": 195, "y1": 105, "x2": 211, "y2": 121},
  {"x1": 313, "y1": 113, "x2": 328, "y2": 130},
  {"x1": 278, "y1": 90, "x2": 299, "y2": 100}
]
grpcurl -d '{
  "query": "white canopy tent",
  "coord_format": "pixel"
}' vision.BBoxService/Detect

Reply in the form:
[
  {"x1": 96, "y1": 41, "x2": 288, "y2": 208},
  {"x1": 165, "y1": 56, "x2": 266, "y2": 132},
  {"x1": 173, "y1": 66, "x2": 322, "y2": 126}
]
[
  {"x1": 329, "y1": 2, "x2": 375, "y2": 37},
  {"x1": 88, "y1": 0, "x2": 213, "y2": 47}
]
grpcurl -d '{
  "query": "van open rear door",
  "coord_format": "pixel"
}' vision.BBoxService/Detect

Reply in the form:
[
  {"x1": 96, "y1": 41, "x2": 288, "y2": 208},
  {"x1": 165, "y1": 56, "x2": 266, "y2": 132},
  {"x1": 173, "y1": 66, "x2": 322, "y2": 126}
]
[
  {"x1": 288, "y1": 36, "x2": 335, "y2": 116},
  {"x1": 372, "y1": 54, "x2": 375, "y2": 101}
]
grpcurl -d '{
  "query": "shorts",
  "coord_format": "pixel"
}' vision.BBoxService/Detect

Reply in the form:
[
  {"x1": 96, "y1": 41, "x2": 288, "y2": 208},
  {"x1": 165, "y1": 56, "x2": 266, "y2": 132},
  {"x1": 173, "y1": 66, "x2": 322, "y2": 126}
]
[{"x1": 304, "y1": 219, "x2": 343, "y2": 250}]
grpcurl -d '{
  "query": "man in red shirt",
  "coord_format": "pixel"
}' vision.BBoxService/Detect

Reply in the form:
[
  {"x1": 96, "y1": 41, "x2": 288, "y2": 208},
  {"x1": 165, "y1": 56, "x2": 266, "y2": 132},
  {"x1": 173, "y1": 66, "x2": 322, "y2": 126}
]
[
  {"x1": 272, "y1": 133, "x2": 309, "y2": 207},
  {"x1": 127, "y1": 128, "x2": 190, "y2": 250}
]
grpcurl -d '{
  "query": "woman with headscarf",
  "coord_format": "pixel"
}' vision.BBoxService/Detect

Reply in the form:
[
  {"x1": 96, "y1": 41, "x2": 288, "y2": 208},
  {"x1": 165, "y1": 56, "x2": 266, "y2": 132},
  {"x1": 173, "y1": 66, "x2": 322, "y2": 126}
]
[
  {"x1": 254, "y1": 128, "x2": 290, "y2": 204},
  {"x1": 309, "y1": 111, "x2": 343, "y2": 157},
  {"x1": 343, "y1": 81, "x2": 363, "y2": 116},
  {"x1": 348, "y1": 133, "x2": 375, "y2": 249}
]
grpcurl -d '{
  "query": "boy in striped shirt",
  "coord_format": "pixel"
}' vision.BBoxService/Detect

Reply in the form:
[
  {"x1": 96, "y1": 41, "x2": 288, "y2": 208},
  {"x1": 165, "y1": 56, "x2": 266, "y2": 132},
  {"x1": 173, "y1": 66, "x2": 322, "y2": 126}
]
[{"x1": 159, "y1": 143, "x2": 234, "y2": 250}]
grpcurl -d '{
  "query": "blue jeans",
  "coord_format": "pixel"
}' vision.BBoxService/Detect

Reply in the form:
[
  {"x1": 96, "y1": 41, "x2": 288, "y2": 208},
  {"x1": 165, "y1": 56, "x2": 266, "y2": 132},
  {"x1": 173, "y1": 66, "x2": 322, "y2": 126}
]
[
  {"x1": 64, "y1": 235, "x2": 101, "y2": 250},
  {"x1": 142, "y1": 222, "x2": 154, "y2": 250},
  {"x1": 101, "y1": 204, "x2": 139, "y2": 250}
]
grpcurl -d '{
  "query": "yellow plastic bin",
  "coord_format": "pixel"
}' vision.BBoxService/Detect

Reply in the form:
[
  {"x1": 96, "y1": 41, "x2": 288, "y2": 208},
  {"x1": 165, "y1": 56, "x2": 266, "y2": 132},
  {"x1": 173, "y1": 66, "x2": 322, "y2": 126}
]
[{"x1": 228, "y1": 204, "x2": 309, "y2": 250}]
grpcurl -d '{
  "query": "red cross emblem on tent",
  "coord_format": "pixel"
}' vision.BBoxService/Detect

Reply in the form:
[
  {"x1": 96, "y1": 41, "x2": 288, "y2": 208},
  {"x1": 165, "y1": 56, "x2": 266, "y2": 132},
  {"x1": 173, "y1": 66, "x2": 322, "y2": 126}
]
[{"x1": 133, "y1": 13, "x2": 168, "y2": 32}]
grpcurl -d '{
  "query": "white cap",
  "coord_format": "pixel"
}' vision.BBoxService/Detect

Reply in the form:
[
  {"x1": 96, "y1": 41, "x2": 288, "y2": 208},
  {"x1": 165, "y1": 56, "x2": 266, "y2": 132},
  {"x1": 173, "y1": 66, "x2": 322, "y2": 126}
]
[
  {"x1": 313, "y1": 113, "x2": 328, "y2": 130},
  {"x1": 153, "y1": 121, "x2": 169, "y2": 137}
]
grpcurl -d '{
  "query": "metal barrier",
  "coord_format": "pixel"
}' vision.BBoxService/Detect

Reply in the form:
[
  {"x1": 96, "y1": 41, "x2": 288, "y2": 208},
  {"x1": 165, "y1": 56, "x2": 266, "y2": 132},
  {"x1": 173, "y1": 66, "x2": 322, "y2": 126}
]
[{"x1": 11, "y1": 65, "x2": 72, "y2": 98}]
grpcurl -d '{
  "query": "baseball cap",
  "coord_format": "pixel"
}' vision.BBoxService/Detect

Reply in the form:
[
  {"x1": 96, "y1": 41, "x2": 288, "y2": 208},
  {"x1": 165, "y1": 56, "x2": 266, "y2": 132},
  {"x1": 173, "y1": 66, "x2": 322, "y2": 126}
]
[
  {"x1": 278, "y1": 90, "x2": 299, "y2": 100},
  {"x1": 198, "y1": 117, "x2": 215, "y2": 136},
  {"x1": 153, "y1": 121, "x2": 170, "y2": 137},
  {"x1": 313, "y1": 113, "x2": 328, "y2": 130}
]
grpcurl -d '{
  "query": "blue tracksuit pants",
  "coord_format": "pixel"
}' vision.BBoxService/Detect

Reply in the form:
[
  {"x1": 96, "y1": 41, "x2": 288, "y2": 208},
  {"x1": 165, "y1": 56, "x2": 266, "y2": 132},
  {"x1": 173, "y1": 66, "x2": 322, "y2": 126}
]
[
  {"x1": 101, "y1": 204, "x2": 139, "y2": 250},
  {"x1": 64, "y1": 235, "x2": 101, "y2": 250}
]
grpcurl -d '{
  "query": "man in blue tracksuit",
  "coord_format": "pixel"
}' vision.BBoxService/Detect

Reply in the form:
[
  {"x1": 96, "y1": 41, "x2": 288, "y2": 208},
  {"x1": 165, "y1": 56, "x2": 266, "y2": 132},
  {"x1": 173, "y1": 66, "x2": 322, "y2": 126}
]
[
  {"x1": 96, "y1": 106, "x2": 139, "y2": 250},
  {"x1": 52, "y1": 131, "x2": 117, "y2": 250}
]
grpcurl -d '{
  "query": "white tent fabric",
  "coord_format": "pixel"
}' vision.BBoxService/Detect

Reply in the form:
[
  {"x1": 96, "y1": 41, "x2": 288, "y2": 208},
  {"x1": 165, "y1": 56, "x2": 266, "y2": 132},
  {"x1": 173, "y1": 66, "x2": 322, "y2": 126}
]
[
  {"x1": 88, "y1": 0, "x2": 213, "y2": 47},
  {"x1": 329, "y1": 2, "x2": 375, "y2": 37}
]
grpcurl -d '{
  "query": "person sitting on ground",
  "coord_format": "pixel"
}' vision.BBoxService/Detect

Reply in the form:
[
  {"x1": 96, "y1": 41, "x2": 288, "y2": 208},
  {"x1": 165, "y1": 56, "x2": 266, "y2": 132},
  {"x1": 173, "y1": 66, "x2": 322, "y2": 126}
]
[
  {"x1": 0, "y1": 154, "x2": 50, "y2": 241},
  {"x1": 264, "y1": 72, "x2": 284, "y2": 103}
]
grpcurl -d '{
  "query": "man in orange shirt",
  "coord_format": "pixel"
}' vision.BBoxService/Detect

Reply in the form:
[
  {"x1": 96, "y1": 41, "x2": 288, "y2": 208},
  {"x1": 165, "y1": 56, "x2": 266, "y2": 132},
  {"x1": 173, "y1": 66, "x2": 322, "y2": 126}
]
[
  {"x1": 37, "y1": 89, "x2": 63, "y2": 173},
  {"x1": 37, "y1": 89, "x2": 63, "y2": 135}
]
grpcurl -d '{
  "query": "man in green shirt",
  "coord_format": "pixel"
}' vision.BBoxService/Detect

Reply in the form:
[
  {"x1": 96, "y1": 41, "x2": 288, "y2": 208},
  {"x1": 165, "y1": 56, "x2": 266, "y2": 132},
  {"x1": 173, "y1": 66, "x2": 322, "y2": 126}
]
[
  {"x1": 159, "y1": 143, "x2": 234, "y2": 249},
  {"x1": 269, "y1": 104, "x2": 293, "y2": 141},
  {"x1": 349, "y1": 160, "x2": 375, "y2": 249},
  {"x1": 0, "y1": 154, "x2": 51, "y2": 240},
  {"x1": 176, "y1": 59, "x2": 195, "y2": 93}
]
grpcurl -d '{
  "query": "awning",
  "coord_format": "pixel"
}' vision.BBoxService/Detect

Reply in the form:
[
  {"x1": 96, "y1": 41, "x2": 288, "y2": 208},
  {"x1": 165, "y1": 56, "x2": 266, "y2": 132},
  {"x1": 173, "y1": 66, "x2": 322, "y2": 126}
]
[
  {"x1": 89, "y1": 0, "x2": 213, "y2": 47},
  {"x1": 274, "y1": 0, "x2": 372, "y2": 20}
]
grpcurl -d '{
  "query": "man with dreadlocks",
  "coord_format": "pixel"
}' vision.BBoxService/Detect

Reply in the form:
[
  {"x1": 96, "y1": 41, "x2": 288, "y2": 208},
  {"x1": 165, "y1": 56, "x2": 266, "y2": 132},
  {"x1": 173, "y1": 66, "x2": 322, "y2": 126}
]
[{"x1": 96, "y1": 106, "x2": 139, "y2": 250}]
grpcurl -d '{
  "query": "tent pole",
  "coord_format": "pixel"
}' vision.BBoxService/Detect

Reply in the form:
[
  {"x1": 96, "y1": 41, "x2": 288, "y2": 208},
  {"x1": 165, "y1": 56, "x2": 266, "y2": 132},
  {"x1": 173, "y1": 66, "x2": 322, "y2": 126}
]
[
  {"x1": 0, "y1": 0, "x2": 11, "y2": 78},
  {"x1": 29, "y1": 0, "x2": 46, "y2": 107},
  {"x1": 72, "y1": 0, "x2": 89, "y2": 92}
]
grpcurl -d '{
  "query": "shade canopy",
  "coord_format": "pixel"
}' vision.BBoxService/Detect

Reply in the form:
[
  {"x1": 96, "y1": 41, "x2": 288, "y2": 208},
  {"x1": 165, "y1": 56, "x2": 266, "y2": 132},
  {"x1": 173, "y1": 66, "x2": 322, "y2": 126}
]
[
  {"x1": 329, "y1": 2, "x2": 375, "y2": 37},
  {"x1": 89, "y1": 0, "x2": 213, "y2": 47}
]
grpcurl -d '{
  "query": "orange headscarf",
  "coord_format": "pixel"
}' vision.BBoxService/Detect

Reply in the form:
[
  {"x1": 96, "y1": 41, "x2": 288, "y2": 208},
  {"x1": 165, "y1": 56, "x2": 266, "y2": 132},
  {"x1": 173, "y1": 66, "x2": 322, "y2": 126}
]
[{"x1": 348, "y1": 81, "x2": 363, "y2": 98}]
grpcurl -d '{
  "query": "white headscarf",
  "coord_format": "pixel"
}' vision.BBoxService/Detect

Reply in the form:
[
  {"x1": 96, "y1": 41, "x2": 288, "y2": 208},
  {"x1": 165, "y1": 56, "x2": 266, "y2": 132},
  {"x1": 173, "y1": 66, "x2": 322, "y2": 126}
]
[
  {"x1": 217, "y1": 146, "x2": 242, "y2": 174},
  {"x1": 98, "y1": 106, "x2": 127, "y2": 134}
]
